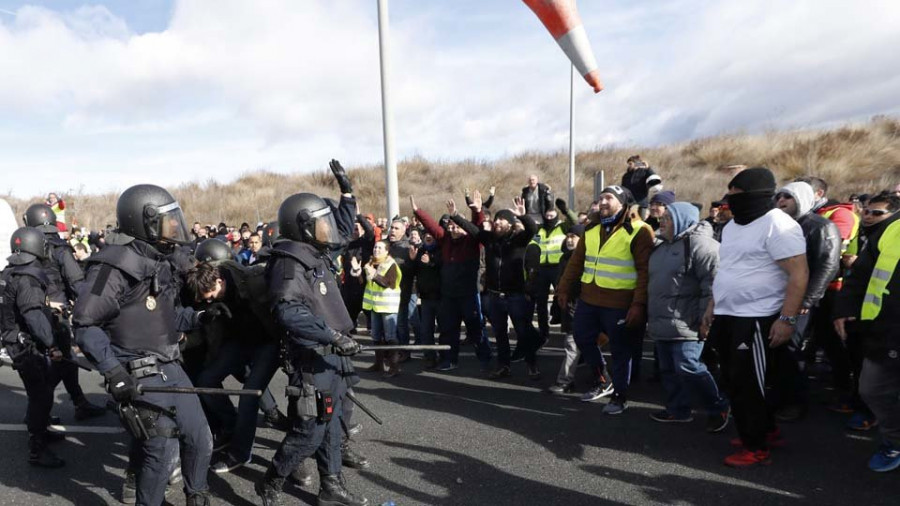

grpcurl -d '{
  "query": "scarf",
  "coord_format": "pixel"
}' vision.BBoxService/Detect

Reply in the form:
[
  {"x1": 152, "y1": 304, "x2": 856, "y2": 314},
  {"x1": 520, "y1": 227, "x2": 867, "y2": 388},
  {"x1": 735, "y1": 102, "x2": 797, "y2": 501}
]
[{"x1": 726, "y1": 191, "x2": 774, "y2": 225}]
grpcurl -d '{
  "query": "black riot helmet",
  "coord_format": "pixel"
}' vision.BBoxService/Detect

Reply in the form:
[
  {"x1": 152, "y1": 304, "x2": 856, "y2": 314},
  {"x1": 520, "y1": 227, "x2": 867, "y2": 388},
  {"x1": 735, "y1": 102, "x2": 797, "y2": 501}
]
[
  {"x1": 9, "y1": 227, "x2": 48, "y2": 261},
  {"x1": 262, "y1": 221, "x2": 280, "y2": 247},
  {"x1": 194, "y1": 238, "x2": 233, "y2": 263},
  {"x1": 116, "y1": 184, "x2": 191, "y2": 246},
  {"x1": 23, "y1": 203, "x2": 58, "y2": 234},
  {"x1": 277, "y1": 193, "x2": 343, "y2": 249}
]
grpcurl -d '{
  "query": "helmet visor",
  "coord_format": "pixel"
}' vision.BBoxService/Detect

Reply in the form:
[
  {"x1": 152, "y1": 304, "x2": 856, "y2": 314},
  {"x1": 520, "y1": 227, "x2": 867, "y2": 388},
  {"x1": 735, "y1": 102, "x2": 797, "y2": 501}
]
[
  {"x1": 156, "y1": 202, "x2": 191, "y2": 245},
  {"x1": 306, "y1": 206, "x2": 342, "y2": 247}
]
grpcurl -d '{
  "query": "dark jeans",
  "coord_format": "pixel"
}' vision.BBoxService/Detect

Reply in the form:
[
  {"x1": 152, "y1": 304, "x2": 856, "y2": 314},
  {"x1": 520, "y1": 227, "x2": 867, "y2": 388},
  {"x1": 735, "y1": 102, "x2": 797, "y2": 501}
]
[
  {"x1": 812, "y1": 290, "x2": 851, "y2": 390},
  {"x1": 771, "y1": 312, "x2": 812, "y2": 409},
  {"x1": 397, "y1": 294, "x2": 419, "y2": 345},
  {"x1": 572, "y1": 301, "x2": 631, "y2": 397},
  {"x1": 196, "y1": 339, "x2": 279, "y2": 461},
  {"x1": 419, "y1": 298, "x2": 440, "y2": 360},
  {"x1": 439, "y1": 293, "x2": 492, "y2": 365},
  {"x1": 341, "y1": 283, "x2": 365, "y2": 331},
  {"x1": 12, "y1": 348, "x2": 60, "y2": 435},
  {"x1": 656, "y1": 340, "x2": 729, "y2": 417},
  {"x1": 533, "y1": 264, "x2": 560, "y2": 339},
  {"x1": 488, "y1": 292, "x2": 540, "y2": 366},
  {"x1": 860, "y1": 358, "x2": 900, "y2": 447},
  {"x1": 51, "y1": 316, "x2": 87, "y2": 405}
]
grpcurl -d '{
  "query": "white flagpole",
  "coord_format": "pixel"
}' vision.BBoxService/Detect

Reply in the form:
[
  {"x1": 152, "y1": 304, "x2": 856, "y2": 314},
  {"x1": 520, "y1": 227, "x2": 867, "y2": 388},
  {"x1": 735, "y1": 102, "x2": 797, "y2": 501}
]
[
  {"x1": 568, "y1": 63, "x2": 576, "y2": 209},
  {"x1": 377, "y1": 0, "x2": 399, "y2": 220}
]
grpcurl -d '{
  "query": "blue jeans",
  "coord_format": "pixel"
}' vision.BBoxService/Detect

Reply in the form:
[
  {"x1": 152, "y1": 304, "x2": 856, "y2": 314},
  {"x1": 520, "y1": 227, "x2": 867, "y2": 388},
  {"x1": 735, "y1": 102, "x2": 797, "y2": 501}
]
[
  {"x1": 656, "y1": 340, "x2": 729, "y2": 417},
  {"x1": 371, "y1": 312, "x2": 399, "y2": 344},
  {"x1": 397, "y1": 293, "x2": 419, "y2": 345},
  {"x1": 489, "y1": 292, "x2": 540, "y2": 366},
  {"x1": 439, "y1": 293, "x2": 492, "y2": 365},
  {"x1": 196, "y1": 339, "x2": 280, "y2": 461},
  {"x1": 419, "y1": 298, "x2": 440, "y2": 360},
  {"x1": 573, "y1": 301, "x2": 631, "y2": 396}
]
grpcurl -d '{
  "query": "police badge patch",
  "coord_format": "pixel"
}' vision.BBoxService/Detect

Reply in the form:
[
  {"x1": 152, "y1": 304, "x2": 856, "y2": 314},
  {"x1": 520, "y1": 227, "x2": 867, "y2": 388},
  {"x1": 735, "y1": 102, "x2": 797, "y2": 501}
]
[
  {"x1": 319, "y1": 282, "x2": 327, "y2": 295},
  {"x1": 145, "y1": 296, "x2": 157, "y2": 311}
]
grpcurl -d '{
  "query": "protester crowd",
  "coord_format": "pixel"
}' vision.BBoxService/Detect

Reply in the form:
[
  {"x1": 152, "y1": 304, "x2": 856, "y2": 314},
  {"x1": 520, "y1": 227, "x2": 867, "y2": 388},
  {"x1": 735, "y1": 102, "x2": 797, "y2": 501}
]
[{"x1": 2, "y1": 158, "x2": 899, "y2": 504}]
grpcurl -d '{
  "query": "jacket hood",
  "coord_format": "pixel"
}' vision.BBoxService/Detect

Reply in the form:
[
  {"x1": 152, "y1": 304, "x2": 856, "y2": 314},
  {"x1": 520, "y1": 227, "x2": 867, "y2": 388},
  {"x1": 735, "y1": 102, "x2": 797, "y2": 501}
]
[
  {"x1": 778, "y1": 181, "x2": 815, "y2": 218},
  {"x1": 667, "y1": 202, "x2": 699, "y2": 238}
]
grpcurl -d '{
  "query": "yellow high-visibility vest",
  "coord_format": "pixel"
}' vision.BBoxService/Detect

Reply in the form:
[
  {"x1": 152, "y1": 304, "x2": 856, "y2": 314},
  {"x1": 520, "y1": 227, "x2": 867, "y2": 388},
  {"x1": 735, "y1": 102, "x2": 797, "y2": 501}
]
[
  {"x1": 534, "y1": 226, "x2": 566, "y2": 265},
  {"x1": 362, "y1": 257, "x2": 402, "y2": 314},
  {"x1": 580, "y1": 219, "x2": 645, "y2": 290},
  {"x1": 861, "y1": 219, "x2": 900, "y2": 320}
]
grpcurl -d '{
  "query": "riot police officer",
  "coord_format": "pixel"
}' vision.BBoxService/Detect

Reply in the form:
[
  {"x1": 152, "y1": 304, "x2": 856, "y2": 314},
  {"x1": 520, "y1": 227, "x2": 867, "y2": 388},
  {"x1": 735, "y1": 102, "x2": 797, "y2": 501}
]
[
  {"x1": 1, "y1": 227, "x2": 66, "y2": 467},
  {"x1": 22, "y1": 203, "x2": 106, "y2": 420},
  {"x1": 255, "y1": 192, "x2": 368, "y2": 506},
  {"x1": 73, "y1": 184, "x2": 228, "y2": 506}
]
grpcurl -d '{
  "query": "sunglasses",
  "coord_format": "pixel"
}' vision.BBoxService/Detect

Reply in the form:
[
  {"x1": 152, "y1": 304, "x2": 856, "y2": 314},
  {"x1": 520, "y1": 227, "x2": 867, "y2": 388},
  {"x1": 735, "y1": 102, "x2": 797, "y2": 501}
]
[{"x1": 863, "y1": 208, "x2": 892, "y2": 216}]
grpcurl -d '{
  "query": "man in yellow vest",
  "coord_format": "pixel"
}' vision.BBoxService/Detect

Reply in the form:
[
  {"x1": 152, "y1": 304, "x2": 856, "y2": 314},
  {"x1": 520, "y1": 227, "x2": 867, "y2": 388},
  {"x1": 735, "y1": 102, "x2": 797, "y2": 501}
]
[
  {"x1": 557, "y1": 186, "x2": 654, "y2": 415},
  {"x1": 529, "y1": 198, "x2": 577, "y2": 345},
  {"x1": 834, "y1": 192, "x2": 900, "y2": 472}
]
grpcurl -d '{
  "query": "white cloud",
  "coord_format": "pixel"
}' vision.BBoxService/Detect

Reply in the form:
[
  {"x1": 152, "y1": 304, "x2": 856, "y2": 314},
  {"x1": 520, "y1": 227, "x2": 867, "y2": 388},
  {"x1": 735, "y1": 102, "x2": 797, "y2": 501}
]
[{"x1": 0, "y1": 0, "x2": 898, "y2": 197}]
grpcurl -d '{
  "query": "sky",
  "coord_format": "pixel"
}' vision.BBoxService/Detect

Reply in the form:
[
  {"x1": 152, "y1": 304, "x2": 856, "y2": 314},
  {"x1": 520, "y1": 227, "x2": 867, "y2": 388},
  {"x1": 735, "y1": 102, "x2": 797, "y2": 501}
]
[{"x1": 1, "y1": 0, "x2": 898, "y2": 197}]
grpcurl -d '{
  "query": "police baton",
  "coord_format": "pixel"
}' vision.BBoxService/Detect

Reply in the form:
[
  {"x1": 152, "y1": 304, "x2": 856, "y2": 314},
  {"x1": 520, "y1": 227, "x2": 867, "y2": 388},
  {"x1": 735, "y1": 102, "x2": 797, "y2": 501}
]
[
  {"x1": 345, "y1": 389, "x2": 383, "y2": 425},
  {"x1": 358, "y1": 344, "x2": 450, "y2": 352},
  {"x1": 136, "y1": 385, "x2": 263, "y2": 397}
]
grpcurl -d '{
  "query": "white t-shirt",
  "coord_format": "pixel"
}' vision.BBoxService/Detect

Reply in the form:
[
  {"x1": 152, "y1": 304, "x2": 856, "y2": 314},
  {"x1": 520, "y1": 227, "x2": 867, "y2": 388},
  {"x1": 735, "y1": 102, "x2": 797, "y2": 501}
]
[{"x1": 713, "y1": 209, "x2": 806, "y2": 317}]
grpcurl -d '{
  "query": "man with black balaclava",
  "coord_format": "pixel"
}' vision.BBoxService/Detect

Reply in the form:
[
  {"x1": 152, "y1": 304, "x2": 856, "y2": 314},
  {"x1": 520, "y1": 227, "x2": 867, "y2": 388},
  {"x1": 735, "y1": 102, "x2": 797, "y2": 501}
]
[
  {"x1": 530, "y1": 198, "x2": 578, "y2": 345},
  {"x1": 2, "y1": 227, "x2": 67, "y2": 468},
  {"x1": 73, "y1": 184, "x2": 229, "y2": 506},
  {"x1": 22, "y1": 203, "x2": 107, "y2": 421},
  {"x1": 702, "y1": 167, "x2": 808, "y2": 468}
]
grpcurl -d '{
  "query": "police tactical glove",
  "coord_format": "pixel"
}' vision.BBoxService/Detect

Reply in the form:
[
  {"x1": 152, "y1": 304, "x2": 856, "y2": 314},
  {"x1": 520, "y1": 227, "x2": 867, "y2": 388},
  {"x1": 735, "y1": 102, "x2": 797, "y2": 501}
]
[
  {"x1": 333, "y1": 334, "x2": 362, "y2": 356},
  {"x1": 105, "y1": 365, "x2": 139, "y2": 403},
  {"x1": 198, "y1": 302, "x2": 232, "y2": 325},
  {"x1": 329, "y1": 159, "x2": 354, "y2": 194},
  {"x1": 555, "y1": 198, "x2": 568, "y2": 214}
]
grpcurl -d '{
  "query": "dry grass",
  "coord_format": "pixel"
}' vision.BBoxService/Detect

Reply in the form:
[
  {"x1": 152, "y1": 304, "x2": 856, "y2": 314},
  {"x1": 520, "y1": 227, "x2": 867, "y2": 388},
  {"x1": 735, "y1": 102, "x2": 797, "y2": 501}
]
[{"x1": 4, "y1": 116, "x2": 899, "y2": 230}]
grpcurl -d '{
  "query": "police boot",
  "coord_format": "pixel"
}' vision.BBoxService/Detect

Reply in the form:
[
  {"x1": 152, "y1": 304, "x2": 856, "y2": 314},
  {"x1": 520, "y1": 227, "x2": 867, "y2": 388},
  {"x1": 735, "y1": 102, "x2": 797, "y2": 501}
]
[
  {"x1": 74, "y1": 397, "x2": 107, "y2": 421},
  {"x1": 341, "y1": 440, "x2": 370, "y2": 469},
  {"x1": 255, "y1": 468, "x2": 285, "y2": 506},
  {"x1": 121, "y1": 470, "x2": 137, "y2": 504},
  {"x1": 287, "y1": 459, "x2": 314, "y2": 487},
  {"x1": 365, "y1": 350, "x2": 384, "y2": 373},
  {"x1": 28, "y1": 434, "x2": 65, "y2": 468},
  {"x1": 186, "y1": 491, "x2": 211, "y2": 506},
  {"x1": 383, "y1": 351, "x2": 400, "y2": 378},
  {"x1": 317, "y1": 474, "x2": 369, "y2": 506}
]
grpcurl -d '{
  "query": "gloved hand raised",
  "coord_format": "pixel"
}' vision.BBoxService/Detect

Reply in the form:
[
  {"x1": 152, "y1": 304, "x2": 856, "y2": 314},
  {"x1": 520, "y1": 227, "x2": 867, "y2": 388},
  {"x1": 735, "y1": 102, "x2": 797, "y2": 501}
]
[
  {"x1": 105, "y1": 365, "x2": 139, "y2": 403},
  {"x1": 555, "y1": 198, "x2": 568, "y2": 215},
  {"x1": 198, "y1": 302, "x2": 232, "y2": 325},
  {"x1": 332, "y1": 333, "x2": 362, "y2": 356},
  {"x1": 329, "y1": 159, "x2": 354, "y2": 194}
]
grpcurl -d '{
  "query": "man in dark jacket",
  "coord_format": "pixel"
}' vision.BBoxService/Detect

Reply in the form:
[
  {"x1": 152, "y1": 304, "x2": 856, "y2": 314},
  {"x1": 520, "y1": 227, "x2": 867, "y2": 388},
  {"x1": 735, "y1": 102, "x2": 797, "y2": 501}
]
[
  {"x1": 834, "y1": 193, "x2": 900, "y2": 473},
  {"x1": 410, "y1": 231, "x2": 442, "y2": 369},
  {"x1": 479, "y1": 197, "x2": 542, "y2": 379},
  {"x1": 521, "y1": 174, "x2": 554, "y2": 222},
  {"x1": 412, "y1": 193, "x2": 491, "y2": 371},
  {"x1": 620, "y1": 155, "x2": 662, "y2": 210},
  {"x1": 342, "y1": 215, "x2": 376, "y2": 332},
  {"x1": 773, "y1": 182, "x2": 841, "y2": 420},
  {"x1": 387, "y1": 218, "x2": 417, "y2": 354}
]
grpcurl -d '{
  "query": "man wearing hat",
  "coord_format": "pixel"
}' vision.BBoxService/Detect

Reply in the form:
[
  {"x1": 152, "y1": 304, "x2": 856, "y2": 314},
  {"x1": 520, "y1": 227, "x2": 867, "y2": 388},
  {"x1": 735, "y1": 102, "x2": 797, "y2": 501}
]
[
  {"x1": 646, "y1": 191, "x2": 676, "y2": 232},
  {"x1": 702, "y1": 167, "x2": 808, "y2": 467},
  {"x1": 557, "y1": 185, "x2": 654, "y2": 414}
]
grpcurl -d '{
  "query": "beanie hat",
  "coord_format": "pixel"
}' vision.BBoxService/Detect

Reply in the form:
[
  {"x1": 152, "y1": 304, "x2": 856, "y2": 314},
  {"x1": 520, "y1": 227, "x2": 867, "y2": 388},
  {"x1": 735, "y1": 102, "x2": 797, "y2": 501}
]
[
  {"x1": 728, "y1": 167, "x2": 776, "y2": 193},
  {"x1": 650, "y1": 190, "x2": 676, "y2": 206},
  {"x1": 600, "y1": 185, "x2": 634, "y2": 207},
  {"x1": 493, "y1": 209, "x2": 516, "y2": 223}
]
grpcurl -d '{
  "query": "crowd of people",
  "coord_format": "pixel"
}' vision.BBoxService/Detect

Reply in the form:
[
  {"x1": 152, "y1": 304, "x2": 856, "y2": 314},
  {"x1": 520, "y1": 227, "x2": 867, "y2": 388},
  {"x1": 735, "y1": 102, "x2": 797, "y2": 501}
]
[{"x1": 1, "y1": 158, "x2": 899, "y2": 505}]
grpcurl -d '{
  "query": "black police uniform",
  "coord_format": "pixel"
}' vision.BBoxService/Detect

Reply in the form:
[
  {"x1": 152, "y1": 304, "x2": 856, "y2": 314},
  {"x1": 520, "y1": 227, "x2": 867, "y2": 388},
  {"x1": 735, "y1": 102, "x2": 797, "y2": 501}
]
[
  {"x1": 1, "y1": 252, "x2": 66, "y2": 467},
  {"x1": 73, "y1": 237, "x2": 212, "y2": 506}
]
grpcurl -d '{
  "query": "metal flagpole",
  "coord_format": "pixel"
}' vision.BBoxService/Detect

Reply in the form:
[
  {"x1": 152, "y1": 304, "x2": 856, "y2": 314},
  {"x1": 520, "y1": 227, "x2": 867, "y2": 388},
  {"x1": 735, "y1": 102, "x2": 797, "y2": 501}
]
[
  {"x1": 568, "y1": 62, "x2": 576, "y2": 209},
  {"x1": 377, "y1": 0, "x2": 399, "y2": 220}
]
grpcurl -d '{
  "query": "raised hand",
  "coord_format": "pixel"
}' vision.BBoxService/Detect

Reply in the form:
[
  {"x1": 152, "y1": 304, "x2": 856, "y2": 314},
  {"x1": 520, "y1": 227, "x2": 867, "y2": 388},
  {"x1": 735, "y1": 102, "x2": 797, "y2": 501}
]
[
  {"x1": 447, "y1": 198, "x2": 458, "y2": 216},
  {"x1": 329, "y1": 159, "x2": 353, "y2": 194},
  {"x1": 513, "y1": 196, "x2": 526, "y2": 216},
  {"x1": 409, "y1": 195, "x2": 418, "y2": 212},
  {"x1": 409, "y1": 245, "x2": 418, "y2": 260},
  {"x1": 471, "y1": 190, "x2": 483, "y2": 211}
]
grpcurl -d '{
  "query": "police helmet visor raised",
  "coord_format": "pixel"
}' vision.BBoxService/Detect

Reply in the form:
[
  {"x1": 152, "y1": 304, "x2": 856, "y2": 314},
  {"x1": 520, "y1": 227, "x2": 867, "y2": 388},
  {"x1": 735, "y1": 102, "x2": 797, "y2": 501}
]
[{"x1": 155, "y1": 202, "x2": 191, "y2": 245}]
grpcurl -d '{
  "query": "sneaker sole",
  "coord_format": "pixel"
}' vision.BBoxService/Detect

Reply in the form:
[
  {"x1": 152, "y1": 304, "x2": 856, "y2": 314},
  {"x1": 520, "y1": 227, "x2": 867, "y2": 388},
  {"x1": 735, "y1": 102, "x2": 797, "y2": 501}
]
[
  {"x1": 724, "y1": 458, "x2": 772, "y2": 468},
  {"x1": 870, "y1": 459, "x2": 900, "y2": 473}
]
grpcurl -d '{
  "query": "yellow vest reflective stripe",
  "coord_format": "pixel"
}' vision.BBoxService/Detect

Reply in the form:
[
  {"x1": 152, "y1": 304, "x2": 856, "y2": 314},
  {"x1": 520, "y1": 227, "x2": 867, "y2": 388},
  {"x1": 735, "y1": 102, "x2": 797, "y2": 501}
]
[
  {"x1": 362, "y1": 258, "x2": 402, "y2": 313},
  {"x1": 51, "y1": 203, "x2": 66, "y2": 225},
  {"x1": 536, "y1": 226, "x2": 566, "y2": 264},
  {"x1": 580, "y1": 219, "x2": 644, "y2": 290},
  {"x1": 861, "y1": 220, "x2": 900, "y2": 320},
  {"x1": 823, "y1": 207, "x2": 860, "y2": 254}
]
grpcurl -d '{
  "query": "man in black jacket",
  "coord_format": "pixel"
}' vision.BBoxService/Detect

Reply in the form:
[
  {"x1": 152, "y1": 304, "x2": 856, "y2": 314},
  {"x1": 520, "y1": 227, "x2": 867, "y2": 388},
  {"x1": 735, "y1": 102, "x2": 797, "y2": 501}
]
[
  {"x1": 773, "y1": 182, "x2": 841, "y2": 420},
  {"x1": 479, "y1": 197, "x2": 543, "y2": 379},
  {"x1": 342, "y1": 215, "x2": 376, "y2": 333},
  {"x1": 521, "y1": 174, "x2": 554, "y2": 222}
]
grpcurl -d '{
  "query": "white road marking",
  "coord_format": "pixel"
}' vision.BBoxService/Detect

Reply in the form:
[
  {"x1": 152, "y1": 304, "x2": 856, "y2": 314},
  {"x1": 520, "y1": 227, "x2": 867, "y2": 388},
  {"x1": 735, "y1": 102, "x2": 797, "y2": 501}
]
[{"x1": 0, "y1": 423, "x2": 124, "y2": 434}]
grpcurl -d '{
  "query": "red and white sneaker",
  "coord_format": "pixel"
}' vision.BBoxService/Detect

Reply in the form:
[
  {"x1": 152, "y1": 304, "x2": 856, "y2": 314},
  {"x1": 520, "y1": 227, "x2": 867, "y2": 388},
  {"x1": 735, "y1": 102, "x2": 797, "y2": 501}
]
[{"x1": 724, "y1": 448, "x2": 772, "y2": 467}]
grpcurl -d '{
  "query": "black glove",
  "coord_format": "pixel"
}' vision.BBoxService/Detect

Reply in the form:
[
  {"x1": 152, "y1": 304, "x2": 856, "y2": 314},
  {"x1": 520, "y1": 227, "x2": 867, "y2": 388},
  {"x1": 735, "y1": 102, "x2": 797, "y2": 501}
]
[
  {"x1": 105, "y1": 365, "x2": 139, "y2": 403},
  {"x1": 198, "y1": 302, "x2": 232, "y2": 325},
  {"x1": 329, "y1": 159, "x2": 353, "y2": 194},
  {"x1": 555, "y1": 198, "x2": 568, "y2": 214},
  {"x1": 333, "y1": 333, "x2": 362, "y2": 356}
]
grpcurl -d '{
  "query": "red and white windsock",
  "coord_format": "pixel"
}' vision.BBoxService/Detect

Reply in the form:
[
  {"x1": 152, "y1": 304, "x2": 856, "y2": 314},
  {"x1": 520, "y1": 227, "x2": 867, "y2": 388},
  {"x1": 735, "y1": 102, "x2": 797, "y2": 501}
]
[{"x1": 523, "y1": 0, "x2": 604, "y2": 93}]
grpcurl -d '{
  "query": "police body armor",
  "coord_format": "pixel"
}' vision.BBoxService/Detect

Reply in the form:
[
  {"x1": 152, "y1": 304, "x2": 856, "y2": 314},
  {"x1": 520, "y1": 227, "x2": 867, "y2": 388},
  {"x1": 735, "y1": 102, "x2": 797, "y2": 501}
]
[
  {"x1": 41, "y1": 235, "x2": 81, "y2": 305},
  {"x1": 0, "y1": 264, "x2": 50, "y2": 347},
  {"x1": 82, "y1": 244, "x2": 181, "y2": 361}
]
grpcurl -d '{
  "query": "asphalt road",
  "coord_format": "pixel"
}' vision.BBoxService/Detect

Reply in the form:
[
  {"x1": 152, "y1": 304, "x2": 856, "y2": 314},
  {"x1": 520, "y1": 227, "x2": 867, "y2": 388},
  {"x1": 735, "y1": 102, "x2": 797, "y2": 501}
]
[{"x1": 0, "y1": 329, "x2": 895, "y2": 506}]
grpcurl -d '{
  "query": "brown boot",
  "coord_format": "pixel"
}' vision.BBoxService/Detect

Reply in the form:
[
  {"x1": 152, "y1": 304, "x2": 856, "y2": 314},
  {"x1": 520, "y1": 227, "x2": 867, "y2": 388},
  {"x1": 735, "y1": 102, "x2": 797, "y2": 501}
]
[
  {"x1": 365, "y1": 350, "x2": 384, "y2": 373},
  {"x1": 384, "y1": 351, "x2": 401, "y2": 378}
]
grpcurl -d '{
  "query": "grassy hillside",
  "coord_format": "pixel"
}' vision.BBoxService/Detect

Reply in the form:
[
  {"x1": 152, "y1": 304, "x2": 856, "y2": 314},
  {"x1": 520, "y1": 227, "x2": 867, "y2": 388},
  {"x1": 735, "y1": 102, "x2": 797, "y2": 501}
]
[{"x1": 5, "y1": 116, "x2": 900, "y2": 230}]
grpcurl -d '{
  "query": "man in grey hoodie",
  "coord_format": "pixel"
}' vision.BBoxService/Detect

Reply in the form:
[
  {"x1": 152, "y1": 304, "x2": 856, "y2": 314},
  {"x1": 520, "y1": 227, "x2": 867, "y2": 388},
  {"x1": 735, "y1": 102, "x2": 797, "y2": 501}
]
[
  {"x1": 773, "y1": 181, "x2": 842, "y2": 421},
  {"x1": 648, "y1": 202, "x2": 730, "y2": 432}
]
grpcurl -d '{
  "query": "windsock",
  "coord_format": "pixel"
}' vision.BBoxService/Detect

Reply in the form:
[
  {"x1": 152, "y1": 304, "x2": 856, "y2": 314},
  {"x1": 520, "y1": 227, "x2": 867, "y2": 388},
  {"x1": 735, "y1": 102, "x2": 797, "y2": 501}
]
[{"x1": 523, "y1": 0, "x2": 604, "y2": 93}]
